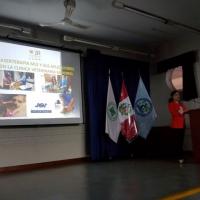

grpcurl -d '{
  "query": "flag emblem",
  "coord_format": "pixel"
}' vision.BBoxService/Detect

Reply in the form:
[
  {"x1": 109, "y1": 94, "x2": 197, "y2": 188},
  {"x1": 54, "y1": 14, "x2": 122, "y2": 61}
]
[
  {"x1": 135, "y1": 98, "x2": 152, "y2": 116},
  {"x1": 118, "y1": 102, "x2": 133, "y2": 116},
  {"x1": 107, "y1": 102, "x2": 118, "y2": 121}
]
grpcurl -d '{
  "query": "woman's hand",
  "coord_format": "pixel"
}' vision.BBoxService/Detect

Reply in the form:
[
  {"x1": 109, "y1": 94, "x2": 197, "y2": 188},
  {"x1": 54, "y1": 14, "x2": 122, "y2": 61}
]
[{"x1": 178, "y1": 106, "x2": 184, "y2": 114}]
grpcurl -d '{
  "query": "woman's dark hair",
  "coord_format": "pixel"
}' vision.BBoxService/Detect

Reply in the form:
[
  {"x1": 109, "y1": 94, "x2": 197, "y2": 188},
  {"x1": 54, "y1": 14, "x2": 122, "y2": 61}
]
[{"x1": 168, "y1": 90, "x2": 179, "y2": 103}]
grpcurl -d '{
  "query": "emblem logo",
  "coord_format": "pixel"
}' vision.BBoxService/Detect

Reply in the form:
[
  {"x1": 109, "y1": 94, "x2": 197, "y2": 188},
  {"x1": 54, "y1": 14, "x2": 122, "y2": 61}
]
[
  {"x1": 35, "y1": 103, "x2": 47, "y2": 108},
  {"x1": 107, "y1": 102, "x2": 118, "y2": 121},
  {"x1": 118, "y1": 102, "x2": 132, "y2": 116},
  {"x1": 135, "y1": 98, "x2": 152, "y2": 116}
]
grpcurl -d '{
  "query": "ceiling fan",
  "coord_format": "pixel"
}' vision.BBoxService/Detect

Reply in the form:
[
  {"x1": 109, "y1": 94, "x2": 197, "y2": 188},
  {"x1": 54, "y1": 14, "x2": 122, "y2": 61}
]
[{"x1": 39, "y1": 0, "x2": 89, "y2": 29}]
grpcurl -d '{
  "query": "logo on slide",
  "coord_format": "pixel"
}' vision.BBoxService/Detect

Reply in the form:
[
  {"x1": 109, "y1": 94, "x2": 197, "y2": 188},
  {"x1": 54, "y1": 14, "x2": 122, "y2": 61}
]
[
  {"x1": 31, "y1": 102, "x2": 51, "y2": 113},
  {"x1": 29, "y1": 49, "x2": 41, "y2": 61},
  {"x1": 35, "y1": 103, "x2": 47, "y2": 108}
]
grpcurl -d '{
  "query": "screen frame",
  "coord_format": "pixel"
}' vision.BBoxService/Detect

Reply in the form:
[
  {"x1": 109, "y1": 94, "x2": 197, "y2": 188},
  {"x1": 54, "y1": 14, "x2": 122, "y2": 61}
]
[{"x1": 0, "y1": 38, "x2": 84, "y2": 127}]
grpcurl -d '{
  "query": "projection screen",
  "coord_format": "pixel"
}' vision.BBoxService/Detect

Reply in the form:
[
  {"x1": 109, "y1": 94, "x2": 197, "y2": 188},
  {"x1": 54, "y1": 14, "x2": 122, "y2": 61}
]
[{"x1": 0, "y1": 40, "x2": 83, "y2": 125}]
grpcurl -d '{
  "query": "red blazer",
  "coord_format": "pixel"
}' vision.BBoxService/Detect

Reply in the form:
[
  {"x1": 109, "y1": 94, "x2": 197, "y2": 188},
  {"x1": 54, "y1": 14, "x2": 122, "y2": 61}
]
[{"x1": 168, "y1": 101, "x2": 186, "y2": 129}]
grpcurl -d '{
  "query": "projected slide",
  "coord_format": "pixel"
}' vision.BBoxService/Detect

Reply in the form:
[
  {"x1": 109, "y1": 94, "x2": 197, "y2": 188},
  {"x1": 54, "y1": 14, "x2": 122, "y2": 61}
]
[{"x1": 0, "y1": 40, "x2": 82, "y2": 125}]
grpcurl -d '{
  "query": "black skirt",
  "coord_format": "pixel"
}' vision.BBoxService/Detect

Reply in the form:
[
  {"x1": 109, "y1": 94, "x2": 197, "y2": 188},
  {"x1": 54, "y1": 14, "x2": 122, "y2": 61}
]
[{"x1": 171, "y1": 128, "x2": 185, "y2": 158}]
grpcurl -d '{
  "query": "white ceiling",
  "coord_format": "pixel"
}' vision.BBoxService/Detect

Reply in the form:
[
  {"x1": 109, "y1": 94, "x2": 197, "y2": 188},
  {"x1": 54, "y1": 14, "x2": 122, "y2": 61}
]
[{"x1": 0, "y1": 0, "x2": 200, "y2": 53}]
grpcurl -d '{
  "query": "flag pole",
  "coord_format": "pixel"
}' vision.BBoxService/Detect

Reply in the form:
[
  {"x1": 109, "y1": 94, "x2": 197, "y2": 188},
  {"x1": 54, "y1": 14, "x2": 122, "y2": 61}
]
[
  {"x1": 121, "y1": 71, "x2": 124, "y2": 78},
  {"x1": 138, "y1": 68, "x2": 141, "y2": 79}
]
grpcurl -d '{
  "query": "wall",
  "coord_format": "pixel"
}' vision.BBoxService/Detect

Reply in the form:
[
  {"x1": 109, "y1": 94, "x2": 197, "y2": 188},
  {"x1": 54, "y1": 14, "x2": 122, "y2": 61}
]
[
  {"x1": 0, "y1": 125, "x2": 86, "y2": 167},
  {"x1": 151, "y1": 73, "x2": 171, "y2": 126},
  {"x1": 155, "y1": 34, "x2": 200, "y2": 61}
]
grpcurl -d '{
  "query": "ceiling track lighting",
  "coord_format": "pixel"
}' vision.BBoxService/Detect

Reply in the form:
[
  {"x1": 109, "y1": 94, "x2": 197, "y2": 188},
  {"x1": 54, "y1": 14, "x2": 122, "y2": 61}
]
[
  {"x1": 112, "y1": 0, "x2": 200, "y2": 34},
  {"x1": 63, "y1": 35, "x2": 153, "y2": 57},
  {"x1": 0, "y1": 23, "x2": 32, "y2": 35}
]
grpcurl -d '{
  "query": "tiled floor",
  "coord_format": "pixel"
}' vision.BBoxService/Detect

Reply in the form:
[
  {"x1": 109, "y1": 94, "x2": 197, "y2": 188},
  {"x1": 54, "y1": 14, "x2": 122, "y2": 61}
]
[{"x1": 0, "y1": 159, "x2": 200, "y2": 200}]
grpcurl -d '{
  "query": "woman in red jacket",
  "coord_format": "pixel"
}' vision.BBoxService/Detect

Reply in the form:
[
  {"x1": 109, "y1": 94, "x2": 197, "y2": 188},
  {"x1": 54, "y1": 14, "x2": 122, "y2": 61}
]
[{"x1": 168, "y1": 90, "x2": 187, "y2": 163}]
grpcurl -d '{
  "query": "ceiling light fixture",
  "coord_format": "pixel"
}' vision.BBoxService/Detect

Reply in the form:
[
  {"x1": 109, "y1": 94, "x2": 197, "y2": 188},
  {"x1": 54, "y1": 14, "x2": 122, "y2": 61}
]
[
  {"x1": 112, "y1": 0, "x2": 200, "y2": 34},
  {"x1": 0, "y1": 23, "x2": 32, "y2": 35},
  {"x1": 63, "y1": 35, "x2": 153, "y2": 57},
  {"x1": 64, "y1": 35, "x2": 112, "y2": 48},
  {"x1": 112, "y1": 0, "x2": 167, "y2": 24}
]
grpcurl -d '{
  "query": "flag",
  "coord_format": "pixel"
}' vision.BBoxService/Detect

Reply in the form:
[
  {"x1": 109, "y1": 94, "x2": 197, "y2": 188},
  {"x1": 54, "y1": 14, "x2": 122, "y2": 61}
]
[
  {"x1": 134, "y1": 77, "x2": 157, "y2": 139},
  {"x1": 105, "y1": 77, "x2": 120, "y2": 143},
  {"x1": 118, "y1": 80, "x2": 138, "y2": 142}
]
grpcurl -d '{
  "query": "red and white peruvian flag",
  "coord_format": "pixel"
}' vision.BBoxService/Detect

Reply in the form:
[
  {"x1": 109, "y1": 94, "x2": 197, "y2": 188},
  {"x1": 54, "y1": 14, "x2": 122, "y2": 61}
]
[{"x1": 118, "y1": 80, "x2": 138, "y2": 142}]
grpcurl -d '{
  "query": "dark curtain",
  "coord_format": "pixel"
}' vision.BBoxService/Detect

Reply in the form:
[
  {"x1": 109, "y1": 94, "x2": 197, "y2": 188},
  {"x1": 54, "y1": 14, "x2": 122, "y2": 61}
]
[
  {"x1": 157, "y1": 51, "x2": 198, "y2": 101},
  {"x1": 84, "y1": 49, "x2": 149, "y2": 161}
]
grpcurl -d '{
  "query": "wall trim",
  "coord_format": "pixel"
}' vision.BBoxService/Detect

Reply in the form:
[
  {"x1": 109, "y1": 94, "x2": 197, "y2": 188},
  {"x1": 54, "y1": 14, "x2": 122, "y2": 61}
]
[{"x1": 0, "y1": 157, "x2": 90, "y2": 173}]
